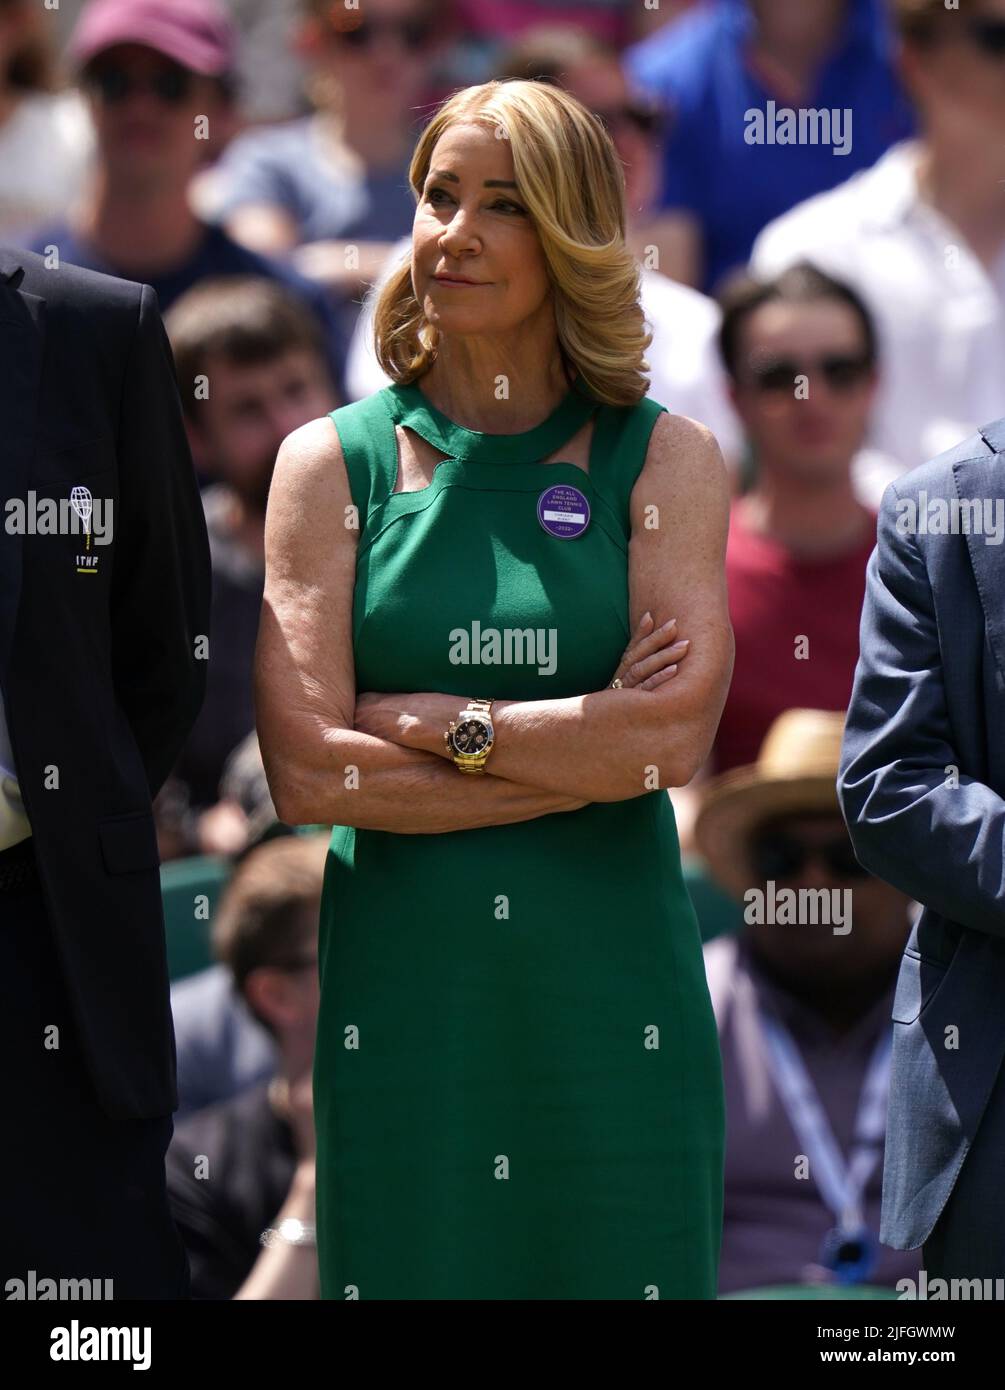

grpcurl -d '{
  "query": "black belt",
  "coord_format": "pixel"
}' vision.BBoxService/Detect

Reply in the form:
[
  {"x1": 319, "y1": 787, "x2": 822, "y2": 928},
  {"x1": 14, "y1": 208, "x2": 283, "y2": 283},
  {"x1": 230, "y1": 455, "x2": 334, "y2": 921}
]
[{"x1": 0, "y1": 836, "x2": 39, "y2": 892}]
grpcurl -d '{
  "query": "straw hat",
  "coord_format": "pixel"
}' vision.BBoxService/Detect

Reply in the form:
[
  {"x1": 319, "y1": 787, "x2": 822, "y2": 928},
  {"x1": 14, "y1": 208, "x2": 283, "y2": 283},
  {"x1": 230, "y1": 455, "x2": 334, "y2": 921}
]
[{"x1": 694, "y1": 709, "x2": 847, "y2": 900}]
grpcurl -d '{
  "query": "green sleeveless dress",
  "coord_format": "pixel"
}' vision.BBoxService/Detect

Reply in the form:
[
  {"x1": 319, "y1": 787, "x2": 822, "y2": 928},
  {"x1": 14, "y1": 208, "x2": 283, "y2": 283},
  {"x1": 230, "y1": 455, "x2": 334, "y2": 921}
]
[{"x1": 313, "y1": 378, "x2": 725, "y2": 1299}]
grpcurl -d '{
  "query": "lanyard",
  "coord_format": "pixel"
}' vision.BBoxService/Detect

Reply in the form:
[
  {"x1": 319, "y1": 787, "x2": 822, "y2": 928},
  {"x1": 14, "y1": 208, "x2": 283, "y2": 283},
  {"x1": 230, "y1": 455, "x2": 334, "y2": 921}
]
[{"x1": 759, "y1": 1008, "x2": 892, "y2": 1232}]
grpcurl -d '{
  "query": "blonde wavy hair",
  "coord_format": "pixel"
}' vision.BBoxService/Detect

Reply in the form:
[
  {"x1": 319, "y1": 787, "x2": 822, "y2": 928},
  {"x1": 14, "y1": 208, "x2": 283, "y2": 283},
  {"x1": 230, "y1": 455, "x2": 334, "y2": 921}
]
[{"x1": 372, "y1": 79, "x2": 652, "y2": 407}]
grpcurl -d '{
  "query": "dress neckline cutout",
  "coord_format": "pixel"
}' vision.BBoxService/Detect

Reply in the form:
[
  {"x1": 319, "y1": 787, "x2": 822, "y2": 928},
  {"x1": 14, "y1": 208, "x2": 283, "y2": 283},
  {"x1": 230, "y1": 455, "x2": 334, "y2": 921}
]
[{"x1": 382, "y1": 377, "x2": 599, "y2": 464}]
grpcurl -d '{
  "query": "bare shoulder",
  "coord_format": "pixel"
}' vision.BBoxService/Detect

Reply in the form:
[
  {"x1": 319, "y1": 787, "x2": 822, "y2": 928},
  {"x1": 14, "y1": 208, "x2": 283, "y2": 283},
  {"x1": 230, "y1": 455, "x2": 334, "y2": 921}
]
[
  {"x1": 263, "y1": 414, "x2": 360, "y2": 588},
  {"x1": 631, "y1": 408, "x2": 731, "y2": 521},
  {"x1": 271, "y1": 411, "x2": 346, "y2": 489},
  {"x1": 266, "y1": 414, "x2": 353, "y2": 530},
  {"x1": 644, "y1": 409, "x2": 727, "y2": 483}
]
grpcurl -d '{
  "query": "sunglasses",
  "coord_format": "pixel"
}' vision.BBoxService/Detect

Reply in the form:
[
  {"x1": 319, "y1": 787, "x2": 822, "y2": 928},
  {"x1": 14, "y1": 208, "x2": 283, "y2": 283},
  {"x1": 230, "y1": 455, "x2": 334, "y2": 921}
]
[
  {"x1": 86, "y1": 62, "x2": 194, "y2": 106},
  {"x1": 330, "y1": 16, "x2": 434, "y2": 50},
  {"x1": 594, "y1": 103, "x2": 662, "y2": 137},
  {"x1": 751, "y1": 832, "x2": 870, "y2": 882},
  {"x1": 742, "y1": 352, "x2": 874, "y2": 394},
  {"x1": 967, "y1": 18, "x2": 1005, "y2": 58}
]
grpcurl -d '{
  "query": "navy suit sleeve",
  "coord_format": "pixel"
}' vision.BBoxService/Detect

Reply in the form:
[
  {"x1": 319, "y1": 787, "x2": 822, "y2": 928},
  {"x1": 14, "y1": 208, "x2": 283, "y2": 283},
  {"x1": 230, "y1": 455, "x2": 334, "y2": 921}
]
[
  {"x1": 838, "y1": 484, "x2": 1005, "y2": 938},
  {"x1": 109, "y1": 283, "x2": 211, "y2": 799}
]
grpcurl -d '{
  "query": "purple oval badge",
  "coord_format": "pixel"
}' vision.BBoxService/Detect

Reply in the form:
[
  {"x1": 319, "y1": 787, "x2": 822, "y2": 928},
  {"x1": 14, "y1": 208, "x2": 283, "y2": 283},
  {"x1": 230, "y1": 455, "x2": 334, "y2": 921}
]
[{"x1": 537, "y1": 482, "x2": 590, "y2": 539}]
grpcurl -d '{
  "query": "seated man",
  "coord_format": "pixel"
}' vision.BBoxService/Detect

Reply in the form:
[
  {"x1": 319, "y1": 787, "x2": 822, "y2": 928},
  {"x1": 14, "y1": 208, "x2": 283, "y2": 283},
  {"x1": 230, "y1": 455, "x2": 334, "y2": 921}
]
[
  {"x1": 160, "y1": 276, "x2": 335, "y2": 859},
  {"x1": 626, "y1": 0, "x2": 913, "y2": 290},
  {"x1": 696, "y1": 709, "x2": 919, "y2": 1294},
  {"x1": 751, "y1": 0, "x2": 1005, "y2": 471},
  {"x1": 26, "y1": 0, "x2": 346, "y2": 392},
  {"x1": 170, "y1": 732, "x2": 297, "y2": 1118},
  {"x1": 671, "y1": 263, "x2": 891, "y2": 853},
  {"x1": 711, "y1": 262, "x2": 892, "y2": 776},
  {"x1": 167, "y1": 833, "x2": 329, "y2": 1299}
]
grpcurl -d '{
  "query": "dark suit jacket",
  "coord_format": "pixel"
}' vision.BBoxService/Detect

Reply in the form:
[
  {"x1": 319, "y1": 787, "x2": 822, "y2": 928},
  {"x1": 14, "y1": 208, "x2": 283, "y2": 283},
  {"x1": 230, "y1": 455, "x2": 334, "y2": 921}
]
[
  {"x1": 838, "y1": 418, "x2": 1005, "y2": 1250},
  {"x1": 0, "y1": 247, "x2": 210, "y2": 1120}
]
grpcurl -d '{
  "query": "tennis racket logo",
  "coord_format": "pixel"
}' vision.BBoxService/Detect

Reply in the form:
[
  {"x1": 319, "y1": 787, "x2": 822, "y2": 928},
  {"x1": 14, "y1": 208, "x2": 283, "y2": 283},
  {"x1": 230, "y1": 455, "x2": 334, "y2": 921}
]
[{"x1": 70, "y1": 485, "x2": 99, "y2": 574}]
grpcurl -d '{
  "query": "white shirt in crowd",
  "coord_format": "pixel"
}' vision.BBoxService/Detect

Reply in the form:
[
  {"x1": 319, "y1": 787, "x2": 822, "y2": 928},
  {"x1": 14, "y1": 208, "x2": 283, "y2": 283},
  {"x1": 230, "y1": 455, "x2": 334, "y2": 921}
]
[
  {"x1": 751, "y1": 139, "x2": 1005, "y2": 471},
  {"x1": 0, "y1": 90, "x2": 93, "y2": 240}
]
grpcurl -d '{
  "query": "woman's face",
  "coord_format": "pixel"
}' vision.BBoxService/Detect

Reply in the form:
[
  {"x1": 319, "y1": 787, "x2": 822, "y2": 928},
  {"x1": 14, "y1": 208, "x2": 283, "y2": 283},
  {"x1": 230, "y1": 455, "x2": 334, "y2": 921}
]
[{"x1": 412, "y1": 122, "x2": 555, "y2": 342}]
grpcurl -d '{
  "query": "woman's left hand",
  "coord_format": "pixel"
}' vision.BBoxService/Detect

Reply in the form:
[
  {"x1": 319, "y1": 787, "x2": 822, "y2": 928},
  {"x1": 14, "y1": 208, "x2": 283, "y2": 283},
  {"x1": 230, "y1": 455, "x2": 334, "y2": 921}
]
[{"x1": 353, "y1": 691, "x2": 464, "y2": 757}]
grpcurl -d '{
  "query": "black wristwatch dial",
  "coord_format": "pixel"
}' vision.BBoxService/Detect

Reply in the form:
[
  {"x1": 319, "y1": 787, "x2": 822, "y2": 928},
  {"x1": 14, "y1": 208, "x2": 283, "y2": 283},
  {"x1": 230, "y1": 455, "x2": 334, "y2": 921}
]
[{"x1": 453, "y1": 718, "x2": 490, "y2": 754}]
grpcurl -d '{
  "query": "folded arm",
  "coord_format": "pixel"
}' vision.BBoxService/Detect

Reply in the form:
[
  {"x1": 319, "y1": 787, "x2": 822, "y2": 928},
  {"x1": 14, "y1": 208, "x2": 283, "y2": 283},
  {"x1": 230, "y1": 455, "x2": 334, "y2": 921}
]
[
  {"x1": 373, "y1": 413, "x2": 734, "y2": 802},
  {"x1": 254, "y1": 417, "x2": 587, "y2": 834}
]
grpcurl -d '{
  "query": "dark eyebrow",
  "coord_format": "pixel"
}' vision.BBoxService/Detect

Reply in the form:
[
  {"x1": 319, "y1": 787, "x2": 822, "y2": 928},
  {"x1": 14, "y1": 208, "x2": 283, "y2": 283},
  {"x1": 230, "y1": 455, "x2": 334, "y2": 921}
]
[{"x1": 427, "y1": 169, "x2": 518, "y2": 189}]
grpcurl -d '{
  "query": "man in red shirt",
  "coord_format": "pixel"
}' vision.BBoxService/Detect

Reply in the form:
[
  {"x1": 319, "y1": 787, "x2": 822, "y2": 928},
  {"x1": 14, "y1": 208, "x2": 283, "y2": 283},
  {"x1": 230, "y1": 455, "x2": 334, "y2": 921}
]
[{"x1": 711, "y1": 262, "x2": 882, "y2": 775}]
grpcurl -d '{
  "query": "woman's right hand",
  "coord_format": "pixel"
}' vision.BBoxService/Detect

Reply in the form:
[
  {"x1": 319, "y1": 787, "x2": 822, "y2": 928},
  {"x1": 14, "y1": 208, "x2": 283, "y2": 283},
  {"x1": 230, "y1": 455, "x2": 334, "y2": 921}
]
[{"x1": 608, "y1": 612, "x2": 690, "y2": 692}]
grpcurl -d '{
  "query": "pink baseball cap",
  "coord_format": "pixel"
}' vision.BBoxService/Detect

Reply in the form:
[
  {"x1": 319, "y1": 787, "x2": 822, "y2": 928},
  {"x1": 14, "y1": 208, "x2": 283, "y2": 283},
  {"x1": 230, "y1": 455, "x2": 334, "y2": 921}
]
[{"x1": 69, "y1": 0, "x2": 236, "y2": 77}]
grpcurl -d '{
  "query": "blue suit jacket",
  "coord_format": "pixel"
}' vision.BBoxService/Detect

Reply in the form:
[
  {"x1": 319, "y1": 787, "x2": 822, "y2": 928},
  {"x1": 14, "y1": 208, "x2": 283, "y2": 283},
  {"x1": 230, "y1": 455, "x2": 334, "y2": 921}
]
[{"x1": 838, "y1": 417, "x2": 1005, "y2": 1250}]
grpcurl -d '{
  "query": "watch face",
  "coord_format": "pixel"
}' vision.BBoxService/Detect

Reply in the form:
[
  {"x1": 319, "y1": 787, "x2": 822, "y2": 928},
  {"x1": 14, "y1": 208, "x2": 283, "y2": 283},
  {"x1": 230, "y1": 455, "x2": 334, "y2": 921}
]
[{"x1": 452, "y1": 717, "x2": 491, "y2": 755}]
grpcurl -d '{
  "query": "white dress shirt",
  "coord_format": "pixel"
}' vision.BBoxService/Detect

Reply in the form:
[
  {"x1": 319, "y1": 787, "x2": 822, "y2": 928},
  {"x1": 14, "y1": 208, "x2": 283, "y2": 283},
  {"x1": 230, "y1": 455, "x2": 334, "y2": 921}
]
[{"x1": 751, "y1": 140, "x2": 1005, "y2": 471}]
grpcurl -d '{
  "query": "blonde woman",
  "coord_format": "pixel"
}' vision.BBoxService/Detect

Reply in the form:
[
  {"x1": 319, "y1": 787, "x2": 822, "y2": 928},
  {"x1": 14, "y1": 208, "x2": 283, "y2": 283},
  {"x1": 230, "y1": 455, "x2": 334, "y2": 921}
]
[{"x1": 255, "y1": 78, "x2": 734, "y2": 1300}]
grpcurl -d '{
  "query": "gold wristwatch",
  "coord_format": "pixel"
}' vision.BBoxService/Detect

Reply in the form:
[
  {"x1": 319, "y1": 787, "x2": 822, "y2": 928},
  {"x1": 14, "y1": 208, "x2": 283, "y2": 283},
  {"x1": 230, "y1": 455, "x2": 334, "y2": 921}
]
[{"x1": 444, "y1": 698, "x2": 495, "y2": 774}]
